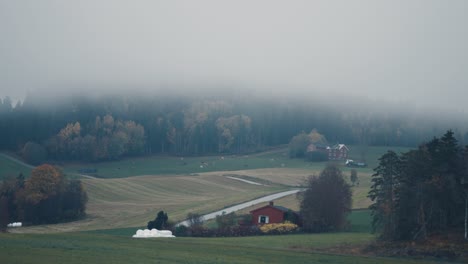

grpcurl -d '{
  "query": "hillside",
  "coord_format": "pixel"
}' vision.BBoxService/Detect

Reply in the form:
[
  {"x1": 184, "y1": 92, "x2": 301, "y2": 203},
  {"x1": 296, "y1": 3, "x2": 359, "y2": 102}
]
[
  {"x1": 2, "y1": 145, "x2": 411, "y2": 232},
  {"x1": 11, "y1": 173, "x2": 288, "y2": 233},
  {"x1": 0, "y1": 152, "x2": 33, "y2": 180}
]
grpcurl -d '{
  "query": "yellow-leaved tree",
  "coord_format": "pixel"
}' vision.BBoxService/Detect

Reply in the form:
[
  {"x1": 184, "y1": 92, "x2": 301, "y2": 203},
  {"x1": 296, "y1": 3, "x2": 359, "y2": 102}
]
[
  {"x1": 24, "y1": 164, "x2": 65, "y2": 205},
  {"x1": 14, "y1": 164, "x2": 87, "y2": 225}
]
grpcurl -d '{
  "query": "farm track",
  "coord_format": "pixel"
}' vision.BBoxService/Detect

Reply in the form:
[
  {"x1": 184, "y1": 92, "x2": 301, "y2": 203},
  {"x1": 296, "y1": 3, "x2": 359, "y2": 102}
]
[
  {"x1": 0, "y1": 152, "x2": 97, "y2": 179},
  {"x1": 0, "y1": 152, "x2": 35, "y2": 169},
  {"x1": 177, "y1": 189, "x2": 303, "y2": 226}
]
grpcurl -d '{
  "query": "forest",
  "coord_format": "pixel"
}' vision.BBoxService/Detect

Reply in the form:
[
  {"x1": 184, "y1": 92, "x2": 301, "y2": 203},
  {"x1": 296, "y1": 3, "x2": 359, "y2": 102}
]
[
  {"x1": 369, "y1": 131, "x2": 468, "y2": 241},
  {"x1": 0, "y1": 92, "x2": 467, "y2": 162}
]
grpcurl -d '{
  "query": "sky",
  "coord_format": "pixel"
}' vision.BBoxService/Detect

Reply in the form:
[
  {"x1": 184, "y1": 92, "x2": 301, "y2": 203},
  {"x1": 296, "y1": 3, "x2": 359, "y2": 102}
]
[{"x1": 0, "y1": 0, "x2": 467, "y2": 110}]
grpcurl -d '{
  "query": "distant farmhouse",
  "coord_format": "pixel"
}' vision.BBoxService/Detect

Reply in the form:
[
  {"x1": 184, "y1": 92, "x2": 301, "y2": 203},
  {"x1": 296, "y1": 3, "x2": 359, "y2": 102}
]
[
  {"x1": 306, "y1": 143, "x2": 349, "y2": 161},
  {"x1": 250, "y1": 201, "x2": 298, "y2": 225}
]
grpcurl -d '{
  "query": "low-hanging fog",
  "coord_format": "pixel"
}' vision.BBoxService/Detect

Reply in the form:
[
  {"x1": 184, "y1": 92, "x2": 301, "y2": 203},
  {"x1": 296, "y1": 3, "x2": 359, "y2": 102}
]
[{"x1": 1, "y1": 0, "x2": 467, "y2": 111}]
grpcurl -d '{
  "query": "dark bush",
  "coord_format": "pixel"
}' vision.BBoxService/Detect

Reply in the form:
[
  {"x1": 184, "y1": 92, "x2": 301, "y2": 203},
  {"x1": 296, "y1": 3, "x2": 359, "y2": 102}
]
[
  {"x1": 147, "y1": 211, "x2": 169, "y2": 230},
  {"x1": 306, "y1": 151, "x2": 328, "y2": 162}
]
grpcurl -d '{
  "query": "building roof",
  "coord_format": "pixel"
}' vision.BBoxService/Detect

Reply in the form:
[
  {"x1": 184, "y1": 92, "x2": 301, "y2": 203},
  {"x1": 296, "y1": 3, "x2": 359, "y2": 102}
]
[
  {"x1": 249, "y1": 202, "x2": 292, "y2": 214},
  {"x1": 272, "y1": 205, "x2": 291, "y2": 212},
  {"x1": 330, "y1": 144, "x2": 349, "y2": 150}
]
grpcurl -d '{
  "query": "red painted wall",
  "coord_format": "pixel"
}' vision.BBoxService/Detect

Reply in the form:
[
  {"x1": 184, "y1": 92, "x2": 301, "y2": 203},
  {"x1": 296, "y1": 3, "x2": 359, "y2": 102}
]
[{"x1": 251, "y1": 206, "x2": 285, "y2": 225}]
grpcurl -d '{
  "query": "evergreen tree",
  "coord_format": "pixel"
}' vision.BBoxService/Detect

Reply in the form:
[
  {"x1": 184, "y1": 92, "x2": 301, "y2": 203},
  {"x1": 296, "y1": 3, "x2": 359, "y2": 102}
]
[
  {"x1": 368, "y1": 151, "x2": 402, "y2": 239},
  {"x1": 369, "y1": 131, "x2": 467, "y2": 241},
  {"x1": 147, "y1": 211, "x2": 169, "y2": 230}
]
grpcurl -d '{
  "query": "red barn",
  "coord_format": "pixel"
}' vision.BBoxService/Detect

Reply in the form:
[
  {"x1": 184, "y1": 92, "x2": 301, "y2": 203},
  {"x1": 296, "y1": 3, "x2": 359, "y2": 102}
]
[{"x1": 250, "y1": 201, "x2": 294, "y2": 225}]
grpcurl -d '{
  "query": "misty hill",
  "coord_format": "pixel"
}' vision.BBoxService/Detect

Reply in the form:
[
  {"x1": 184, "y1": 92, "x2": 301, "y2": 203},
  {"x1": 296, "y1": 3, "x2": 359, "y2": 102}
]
[{"x1": 0, "y1": 92, "x2": 467, "y2": 162}]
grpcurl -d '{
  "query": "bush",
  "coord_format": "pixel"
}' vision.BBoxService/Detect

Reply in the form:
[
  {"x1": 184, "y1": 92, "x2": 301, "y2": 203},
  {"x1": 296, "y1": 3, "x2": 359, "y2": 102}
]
[
  {"x1": 147, "y1": 211, "x2": 169, "y2": 230},
  {"x1": 173, "y1": 224, "x2": 262, "y2": 237},
  {"x1": 186, "y1": 212, "x2": 204, "y2": 227},
  {"x1": 215, "y1": 212, "x2": 237, "y2": 229},
  {"x1": 173, "y1": 225, "x2": 189, "y2": 237},
  {"x1": 259, "y1": 221, "x2": 298, "y2": 234}
]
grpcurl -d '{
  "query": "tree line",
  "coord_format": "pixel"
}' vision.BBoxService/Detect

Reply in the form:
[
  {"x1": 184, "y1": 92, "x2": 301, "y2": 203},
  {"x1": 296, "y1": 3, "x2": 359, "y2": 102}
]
[
  {"x1": 1, "y1": 93, "x2": 468, "y2": 161},
  {"x1": 45, "y1": 115, "x2": 145, "y2": 161},
  {"x1": 369, "y1": 131, "x2": 467, "y2": 240},
  {"x1": 0, "y1": 164, "x2": 88, "y2": 229}
]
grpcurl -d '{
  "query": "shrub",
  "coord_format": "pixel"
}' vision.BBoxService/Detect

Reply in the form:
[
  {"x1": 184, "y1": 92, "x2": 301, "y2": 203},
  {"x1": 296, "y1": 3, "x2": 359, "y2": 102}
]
[
  {"x1": 259, "y1": 221, "x2": 298, "y2": 234},
  {"x1": 215, "y1": 212, "x2": 237, "y2": 229},
  {"x1": 147, "y1": 211, "x2": 169, "y2": 230},
  {"x1": 173, "y1": 225, "x2": 189, "y2": 237}
]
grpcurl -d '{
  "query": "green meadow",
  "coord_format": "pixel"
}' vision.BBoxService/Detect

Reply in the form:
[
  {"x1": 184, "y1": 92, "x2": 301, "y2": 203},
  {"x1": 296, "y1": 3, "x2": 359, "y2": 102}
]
[
  {"x1": 0, "y1": 145, "x2": 411, "y2": 231},
  {"x1": 0, "y1": 231, "x2": 441, "y2": 264},
  {"x1": 3, "y1": 146, "x2": 442, "y2": 264},
  {"x1": 0, "y1": 153, "x2": 33, "y2": 180},
  {"x1": 59, "y1": 145, "x2": 412, "y2": 179},
  {"x1": 0, "y1": 145, "x2": 412, "y2": 180}
]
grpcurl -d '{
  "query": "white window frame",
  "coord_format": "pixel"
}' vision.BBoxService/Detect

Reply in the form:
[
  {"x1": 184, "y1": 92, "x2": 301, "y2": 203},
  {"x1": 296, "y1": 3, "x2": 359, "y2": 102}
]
[{"x1": 258, "y1": 215, "x2": 269, "y2": 224}]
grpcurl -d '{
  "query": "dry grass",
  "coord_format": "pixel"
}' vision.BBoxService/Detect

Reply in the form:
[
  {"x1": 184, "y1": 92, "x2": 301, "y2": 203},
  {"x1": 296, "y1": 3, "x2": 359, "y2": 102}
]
[
  {"x1": 11, "y1": 166, "x2": 373, "y2": 234},
  {"x1": 11, "y1": 173, "x2": 286, "y2": 233},
  {"x1": 202, "y1": 168, "x2": 313, "y2": 186},
  {"x1": 202, "y1": 168, "x2": 373, "y2": 209}
]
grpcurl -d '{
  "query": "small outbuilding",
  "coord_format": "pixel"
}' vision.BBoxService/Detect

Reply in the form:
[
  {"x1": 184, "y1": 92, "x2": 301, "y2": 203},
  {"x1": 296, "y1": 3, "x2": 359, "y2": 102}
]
[{"x1": 250, "y1": 201, "x2": 297, "y2": 225}]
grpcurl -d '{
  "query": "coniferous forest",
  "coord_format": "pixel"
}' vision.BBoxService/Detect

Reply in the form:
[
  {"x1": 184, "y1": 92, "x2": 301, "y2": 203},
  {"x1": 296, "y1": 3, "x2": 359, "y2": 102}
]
[
  {"x1": 1, "y1": 92, "x2": 467, "y2": 162},
  {"x1": 369, "y1": 131, "x2": 468, "y2": 241}
]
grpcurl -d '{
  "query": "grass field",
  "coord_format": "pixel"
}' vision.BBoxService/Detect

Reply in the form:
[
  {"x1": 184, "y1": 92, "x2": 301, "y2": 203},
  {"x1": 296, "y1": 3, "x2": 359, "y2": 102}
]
[
  {"x1": 2, "y1": 145, "x2": 408, "y2": 233},
  {"x1": 11, "y1": 173, "x2": 289, "y2": 233},
  {"x1": 60, "y1": 145, "x2": 412, "y2": 179},
  {"x1": 0, "y1": 153, "x2": 33, "y2": 180},
  {"x1": 3, "y1": 209, "x2": 457, "y2": 264},
  {"x1": 2, "y1": 142, "x2": 456, "y2": 264},
  {"x1": 0, "y1": 231, "x2": 443, "y2": 264}
]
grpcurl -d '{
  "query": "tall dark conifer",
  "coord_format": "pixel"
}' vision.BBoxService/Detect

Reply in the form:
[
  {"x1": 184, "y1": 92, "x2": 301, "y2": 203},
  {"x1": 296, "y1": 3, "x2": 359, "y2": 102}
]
[{"x1": 368, "y1": 151, "x2": 402, "y2": 239}]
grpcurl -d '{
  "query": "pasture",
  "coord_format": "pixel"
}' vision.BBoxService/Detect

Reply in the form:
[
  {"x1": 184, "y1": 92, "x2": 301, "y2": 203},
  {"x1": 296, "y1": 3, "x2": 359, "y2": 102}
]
[
  {"x1": 0, "y1": 153, "x2": 33, "y2": 180},
  {"x1": 2, "y1": 145, "x2": 410, "y2": 232},
  {"x1": 11, "y1": 173, "x2": 289, "y2": 233},
  {"x1": 0, "y1": 231, "x2": 443, "y2": 264},
  {"x1": 3, "y1": 144, "x2": 457, "y2": 264},
  {"x1": 60, "y1": 145, "x2": 412, "y2": 179}
]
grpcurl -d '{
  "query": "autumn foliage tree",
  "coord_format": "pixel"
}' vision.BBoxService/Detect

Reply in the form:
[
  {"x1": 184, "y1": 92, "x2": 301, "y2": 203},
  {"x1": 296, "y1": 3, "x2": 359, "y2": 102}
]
[
  {"x1": 46, "y1": 115, "x2": 146, "y2": 161},
  {"x1": 289, "y1": 129, "x2": 328, "y2": 159},
  {"x1": 24, "y1": 164, "x2": 65, "y2": 203},
  {"x1": 2, "y1": 164, "x2": 88, "y2": 225}
]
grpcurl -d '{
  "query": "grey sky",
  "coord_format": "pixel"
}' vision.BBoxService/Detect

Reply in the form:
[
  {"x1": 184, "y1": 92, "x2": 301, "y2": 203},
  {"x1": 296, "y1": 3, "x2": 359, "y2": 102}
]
[{"x1": 0, "y1": 1, "x2": 467, "y2": 110}]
